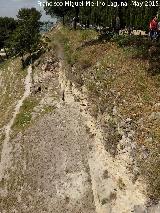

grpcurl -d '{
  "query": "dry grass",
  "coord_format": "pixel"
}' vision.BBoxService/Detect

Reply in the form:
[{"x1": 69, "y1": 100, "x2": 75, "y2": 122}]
[
  {"x1": 0, "y1": 58, "x2": 27, "y2": 157},
  {"x1": 0, "y1": 58, "x2": 26, "y2": 128},
  {"x1": 50, "y1": 26, "x2": 160, "y2": 200},
  {"x1": 117, "y1": 178, "x2": 126, "y2": 191}
]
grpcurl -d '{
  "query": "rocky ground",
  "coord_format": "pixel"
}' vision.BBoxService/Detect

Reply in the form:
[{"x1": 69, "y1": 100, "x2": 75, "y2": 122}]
[
  {"x1": 0, "y1": 40, "x2": 160, "y2": 212},
  {"x1": 0, "y1": 50, "x2": 96, "y2": 213},
  {"x1": 1, "y1": 101, "x2": 96, "y2": 213}
]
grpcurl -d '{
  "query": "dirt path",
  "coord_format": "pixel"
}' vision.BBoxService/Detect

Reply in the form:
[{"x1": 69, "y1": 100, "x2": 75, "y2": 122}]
[
  {"x1": 0, "y1": 60, "x2": 96, "y2": 212},
  {"x1": 1, "y1": 47, "x2": 160, "y2": 212},
  {"x1": 0, "y1": 65, "x2": 32, "y2": 181}
]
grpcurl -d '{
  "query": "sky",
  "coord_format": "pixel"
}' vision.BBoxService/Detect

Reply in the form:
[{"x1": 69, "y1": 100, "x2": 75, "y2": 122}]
[{"x1": 0, "y1": 0, "x2": 55, "y2": 21}]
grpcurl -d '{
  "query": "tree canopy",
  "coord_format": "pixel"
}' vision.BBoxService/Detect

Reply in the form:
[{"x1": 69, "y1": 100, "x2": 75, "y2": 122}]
[
  {"x1": 9, "y1": 8, "x2": 42, "y2": 67},
  {"x1": 0, "y1": 17, "x2": 17, "y2": 49},
  {"x1": 45, "y1": 0, "x2": 160, "y2": 30}
]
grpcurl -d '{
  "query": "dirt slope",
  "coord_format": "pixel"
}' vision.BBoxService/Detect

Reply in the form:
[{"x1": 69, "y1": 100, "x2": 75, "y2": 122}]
[
  {"x1": 1, "y1": 103, "x2": 95, "y2": 212},
  {"x1": 0, "y1": 52, "x2": 96, "y2": 212},
  {"x1": 0, "y1": 28, "x2": 160, "y2": 212}
]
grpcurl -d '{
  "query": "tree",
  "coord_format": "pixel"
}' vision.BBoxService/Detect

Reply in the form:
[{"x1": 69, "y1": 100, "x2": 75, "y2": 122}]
[
  {"x1": 0, "y1": 17, "x2": 17, "y2": 58},
  {"x1": 44, "y1": 0, "x2": 160, "y2": 31},
  {"x1": 45, "y1": 0, "x2": 81, "y2": 29},
  {"x1": 45, "y1": 0, "x2": 71, "y2": 25},
  {"x1": 10, "y1": 8, "x2": 42, "y2": 68}
]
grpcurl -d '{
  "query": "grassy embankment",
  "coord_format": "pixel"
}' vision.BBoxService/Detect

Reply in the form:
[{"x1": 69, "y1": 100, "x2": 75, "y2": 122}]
[
  {"x1": 11, "y1": 46, "x2": 58, "y2": 137},
  {"x1": 0, "y1": 58, "x2": 27, "y2": 154},
  {"x1": 50, "y1": 26, "x2": 160, "y2": 200},
  {"x1": 0, "y1": 55, "x2": 46, "y2": 155}
]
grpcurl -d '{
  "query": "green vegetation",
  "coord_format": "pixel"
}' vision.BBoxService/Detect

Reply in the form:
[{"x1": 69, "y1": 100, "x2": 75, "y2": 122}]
[
  {"x1": 9, "y1": 8, "x2": 42, "y2": 68},
  {"x1": 46, "y1": 0, "x2": 159, "y2": 30},
  {"x1": 0, "y1": 17, "x2": 17, "y2": 54},
  {"x1": 112, "y1": 34, "x2": 152, "y2": 59},
  {"x1": 54, "y1": 27, "x2": 97, "y2": 66},
  {"x1": 12, "y1": 97, "x2": 38, "y2": 131}
]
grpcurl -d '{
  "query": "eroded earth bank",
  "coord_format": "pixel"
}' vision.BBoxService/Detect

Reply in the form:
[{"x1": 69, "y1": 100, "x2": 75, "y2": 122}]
[{"x1": 0, "y1": 26, "x2": 160, "y2": 213}]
